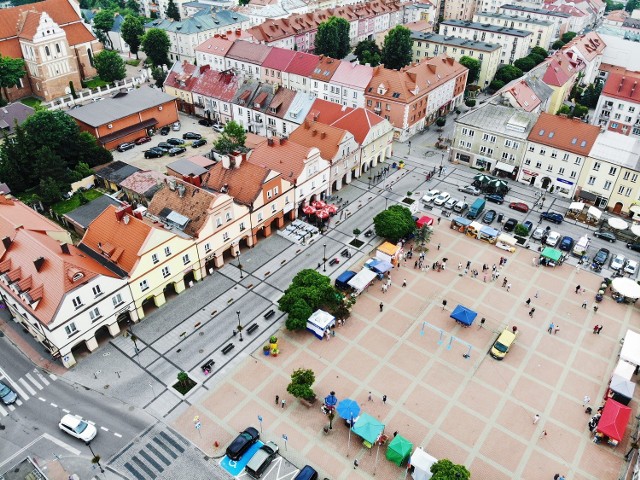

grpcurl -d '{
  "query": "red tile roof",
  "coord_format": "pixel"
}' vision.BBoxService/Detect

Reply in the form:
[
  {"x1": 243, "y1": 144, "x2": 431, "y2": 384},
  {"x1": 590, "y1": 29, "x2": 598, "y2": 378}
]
[
  {"x1": 268, "y1": 87, "x2": 297, "y2": 119},
  {"x1": 226, "y1": 40, "x2": 271, "y2": 64},
  {"x1": 602, "y1": 70, "x2": 640, "y2": 104},
  {"x1": 284, "y1": 52, "x2": 320, "y2": 76},
  {"x1": 61, "y1": 21, "x2": 97, "y2": 45},
  {"x1": 309, "y1": 55, "x2": 340, "y2": 81},
  {"x1": 205, "y1": 160, "x2": 270, "y2": 205},
  {"x1": 247, "y1": 138, "x2": 315, "y2": 182},
  {"x1": 17, "y1": 11, "x2": 42, "y2": 40},
  {"x1": 0, "y1": 197, "x2": 69, "y2": 241},
  {"x1": 191, "y1": 69, "x2": 241, "y2": 101},
  {"x1": 527, "y1": 112, "x2": 600, "y2": 155},
  {"x1": 307, "y1": 98, "x2": 386, "y2": 144},
  {"x1": 502, "y1": 79, "x2": 541, "y2": 112},
  {"x1": 195, "y1": 31, "x2": 248, "y2": 55},
  {"x1": 165, "y1": 61, "x2": 200, "y2": 91},
  {"x1": 562, "y1": 31, "x2": 605, "y2": 62},
  {"x1": 542, "y1": 51, "x2": 584, "y2": 87},
  {"x1": 289, "y1": 121, "x2": 347, "y2": 161},
  {"x1": 262, "y1": 47, "x2": 296, "y2": 71},
  {"x1": 0, "y1": 0, "x2": 81, "y2": 40},
  {"x1": 0, "y1": 228, "x2": 118, "y2": 326}
]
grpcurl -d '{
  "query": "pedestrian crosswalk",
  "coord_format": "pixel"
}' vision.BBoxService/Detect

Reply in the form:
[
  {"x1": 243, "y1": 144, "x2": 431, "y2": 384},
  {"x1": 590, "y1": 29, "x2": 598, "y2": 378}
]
[{"x1": 0, "y1": 368, "x2": 56, "y2": 417}]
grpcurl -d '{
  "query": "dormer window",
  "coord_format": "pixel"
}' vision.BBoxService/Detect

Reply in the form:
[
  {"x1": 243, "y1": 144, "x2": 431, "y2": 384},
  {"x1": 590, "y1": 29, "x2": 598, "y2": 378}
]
[{"x1": 72, "y1": 272, "x2": 84, "y2": 282}]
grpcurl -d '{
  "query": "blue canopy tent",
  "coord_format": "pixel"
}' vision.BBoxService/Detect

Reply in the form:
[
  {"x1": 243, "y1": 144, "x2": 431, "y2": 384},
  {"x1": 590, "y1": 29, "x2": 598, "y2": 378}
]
[
  {"x1": 371, "y1": 260, "x2": 393, "y2": 274},
  {"x1": 450, "y1": 305, "x2": 477, "y2": 327},
  {"x1": 351, "y1": 413, "x2": 385, "y2": 445}
]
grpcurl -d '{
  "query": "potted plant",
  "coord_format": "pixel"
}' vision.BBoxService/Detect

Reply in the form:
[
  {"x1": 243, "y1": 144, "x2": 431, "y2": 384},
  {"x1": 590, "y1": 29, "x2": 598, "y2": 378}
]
[
  {"x1": 263, "y1": 345, "x2": 270, "y2": 356},
  {"x1": 269, "y1": 335, "x2": 278, "y2": 344},
  {"x1": 271, "y1": 347, "x2": 279, "y2": 357}
]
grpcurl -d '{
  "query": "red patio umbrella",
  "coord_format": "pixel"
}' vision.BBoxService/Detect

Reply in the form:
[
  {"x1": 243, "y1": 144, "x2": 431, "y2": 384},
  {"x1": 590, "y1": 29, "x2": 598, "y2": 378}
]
[
  {"x1": 326, "y1": 204, "x2": 338, "y2": 215},
  {"x1": 313, "y1": 200, "x2": 327, "y2": 209},
  {"x1": 316, "y1": 209, "x2": 330, "y2": 220},
  {"x1": 302, "y1": 205, "x2": 316, "y2": 215}
]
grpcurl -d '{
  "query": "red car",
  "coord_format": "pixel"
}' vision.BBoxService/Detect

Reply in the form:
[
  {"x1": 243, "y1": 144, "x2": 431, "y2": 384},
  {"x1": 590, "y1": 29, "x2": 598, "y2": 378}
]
[
  {"x1": 135, "y1": 136, "x2": 151, "y2": 145},
  {"x1": 509, "y1": 202, "x2": 529, "y2": 213}
]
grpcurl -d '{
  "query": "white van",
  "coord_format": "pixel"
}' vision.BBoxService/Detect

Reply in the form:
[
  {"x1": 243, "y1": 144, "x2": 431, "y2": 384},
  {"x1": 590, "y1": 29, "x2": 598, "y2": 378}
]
[{"x1": 572, "y1": 235, "x2": 590, "y2": 257}]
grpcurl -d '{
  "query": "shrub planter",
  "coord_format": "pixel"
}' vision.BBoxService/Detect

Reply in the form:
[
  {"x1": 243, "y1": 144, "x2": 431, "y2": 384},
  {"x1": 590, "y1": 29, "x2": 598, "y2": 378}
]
[
  {"x1": 402, "y1": 197, "x2": 415, "y2": 205},
  {"x1": 299, "y1": 397, "x2": 317, "y2": 408},
  {"x1": 349, "y1": 239, "x2": 364, "y2": 248},
  {"x1": 172, "y1": 376, "x2": 197, "y2": 396},
  {"x1": 263, "y1": 345, "x2": 270, "y2": 356}
]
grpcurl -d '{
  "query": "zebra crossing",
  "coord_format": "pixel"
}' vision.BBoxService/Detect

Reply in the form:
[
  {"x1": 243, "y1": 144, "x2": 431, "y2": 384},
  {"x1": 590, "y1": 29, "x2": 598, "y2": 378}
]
[{"x1": 0, "y1": 368, "x2": 56, "y2": 417}]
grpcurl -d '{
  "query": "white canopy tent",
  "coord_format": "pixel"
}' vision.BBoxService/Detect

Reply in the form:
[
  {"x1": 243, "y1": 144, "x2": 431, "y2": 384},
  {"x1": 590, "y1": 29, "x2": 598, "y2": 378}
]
[
  {"x1": 608, "y1": 217, "x2": 629, "y2": 230},
  {"x1": 620, "y1": 330, "x2": 640, "y2": 366},
  {"x1": 614, "y1": 359, "x2": 636, "y2": 380},
  {"x1": 347, "y1": 268, "x2": 378, "y2": 295},
  {"x1": 610, "y1": 374, "x2": 636, "y2": 399},
  {"x1": 631, "y1": 224, "x2": 640, "y2": 237},
  {"x1": 410, "y1": 447, "x2": 438, "y2": 480},
  {"x1": 587, "y1": 206, "x2": 602, "y2": 219},
  {"x1": 306, "y1": 310, "x2": 335, "y2": 340},
  {"x1": 569, "y1": 201, "x2": 585, "y2": 211},
  {"x1": 612, "y1": 277, "x2": 640, "y2": 299}
]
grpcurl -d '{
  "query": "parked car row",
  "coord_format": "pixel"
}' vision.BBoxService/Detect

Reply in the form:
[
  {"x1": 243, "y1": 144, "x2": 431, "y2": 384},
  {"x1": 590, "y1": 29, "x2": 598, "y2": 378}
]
[{"x1": 143, "y1": 134, "x2": 207, "y2": 158}]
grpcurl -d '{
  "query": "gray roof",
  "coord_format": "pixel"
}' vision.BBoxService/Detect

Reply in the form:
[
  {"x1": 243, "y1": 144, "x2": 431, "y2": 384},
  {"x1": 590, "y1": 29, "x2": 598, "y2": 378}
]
[
  {"x1": 67, "y1": 87, "x2": 176, "y2": 127},
  {"x1": 64, "y1": 195, "x2": 123, "y2": 229},
  {"x1": 0, "y1": 103, "x2": 34, "y2": 134},
  {"x1": 474, "y1": 12, "x2": 553, "y2": 26},
  {"x1": 145, "y1": 10, "x2": 247, "y2": 34},
  {"x1": 111, "y1": 13, "x2": 125, "y2": 33},
  {"x1": 499, "y1": 4, "x2": 571, "y2": 18},
  {"x1": 166, "y1": 159, "x2": 208, "y2": 177},
  {"x1": 441, "y1": 19, "x2": 532, "y2": 37},
  {"x1": 94, "y1": 161, "x2": 141, "y2": 184},
  {"x1": 456, "y1": 103, "x2": 538, "y2": 139},
  {"x1": 411, "y1": 32, "x2": 501, "y2": 52}
]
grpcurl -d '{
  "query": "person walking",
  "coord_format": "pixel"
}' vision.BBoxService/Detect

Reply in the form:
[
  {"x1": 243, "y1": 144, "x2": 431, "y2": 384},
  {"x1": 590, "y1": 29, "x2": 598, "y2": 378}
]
[
  {"x1": 525, "y1": 298, "x2": 531, "y2": 306},
  {"x1": 582, "y1": 300, "x2": 588, "y2": 308},
  {"x1": 597, "y1": 325, "x2": 603, "y2": 334},
  {"x1": 593, "y1": 325, "x2": 599, "y2": 334},
  {"x1": 575, "y1": 285, "x2": 581, "y2": 294},
  {"x1": 506, "y1": 283, "x2": 512, "y2": 292},
  {"x1": 368, "y1": 392, "x2": 373, "y2": 402},
  {"x1": 583, "y1": 395, "x2": 591, "y2": 407},
  {"x1": 281, "y1": 399, "x2": 286, "y2": 408},
  {"x1": 533, "y1": 414, "x2": 540, "y2": 424},
  {"x1": 442, "y1": 299, "x2": 447, "y2": 311},
  {"x1": 275, "y1": 395, "x2": 279, "y2": 405},
  {"x1": 529, "y1": 308, "x2": 536, "y2": 317},
  {"x1": 593, "y1": 304, "x2": 599, "y2": 313},
  {"x1": 502, "y1": 278, "x2": 508, "y2": 288},
  {"x1": 437, "y1": 217, "x2": 441, "y2": 225},
  {"x1": 458, "y1": 262, "x2": 462, "y2": 270},
  {"x1": 382, "y1": 394, "x2": 387, "y2": 404},
  {"x1": 437, "y1": 243, "x2": 441, "y2": 250},
  {"x1": 548, "y1": 322, "x2": 554, "y2": 334},
  {"x1": 402, "y1": 279, "x2": 407, "y2": 288},
  {"x1": 379, "y1": 302, "x2": 384, "y2": 312},
  {"x1": 554, "y1": 325, "x2": 560, "y2": 335}
]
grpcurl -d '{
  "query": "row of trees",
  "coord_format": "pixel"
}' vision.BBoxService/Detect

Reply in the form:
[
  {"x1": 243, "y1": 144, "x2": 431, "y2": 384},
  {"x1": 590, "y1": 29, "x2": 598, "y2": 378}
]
[
  {"x1": 551, "y1": 31, "x2": 578, "y2": 51},
  {"x1": 0, "y1": 110, "x2": 112, "y2": 204}
]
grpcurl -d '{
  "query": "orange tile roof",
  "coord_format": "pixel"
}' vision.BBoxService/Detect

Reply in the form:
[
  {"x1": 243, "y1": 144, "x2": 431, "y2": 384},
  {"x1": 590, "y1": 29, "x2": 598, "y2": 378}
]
[
  {"x1": 247, "y1": 138, "x2": 314, "y2": 182},
  {"x1": 205, "y1": 160, "x2": 269, "y2": 206},
  {"x1": 602, "y1": 70, "x2": 640, "y2": 104},
  {"x1": 308, "y1": 98, "x2": 385, "y2": 144},
  {"x1": 146, "y1": 180, "x2": 221, "y2": 238},
  {"x1": 0, "y1": 197, "x2": 69, "y2": 241},
  {"x1": 0, "y1": 38, "x2": 22, "y2": 58},
  {"x1": 245, "y1": 132, "x2": 268, "y2": 149},
  {"x1": 527, "y1": 112, "x2": 600, "y2": 155},
  {"x1": 0, "y1": 0, "x2": 81, "y2": 40},
  {"x1": 289, "y1": 120, "x2": 347, "y2": 162},
  {"x1": 81, "y1": 205, "x2": 153, "y2": 274},
  {"x1": 0, "y1": 228, "x2": 118, "y2": 326},
  {"x1": 17, "y1": 11, "x2": 42, "y2": 40},
  {"x1": 309, "y1": 56, "x2": 340, "y2": 81}
]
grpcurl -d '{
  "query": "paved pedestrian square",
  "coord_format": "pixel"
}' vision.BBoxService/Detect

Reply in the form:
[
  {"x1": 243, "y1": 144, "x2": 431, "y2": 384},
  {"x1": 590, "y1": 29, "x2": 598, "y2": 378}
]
[{"x1": 166, "y1": 220, "x2": 636, "y2": 479}]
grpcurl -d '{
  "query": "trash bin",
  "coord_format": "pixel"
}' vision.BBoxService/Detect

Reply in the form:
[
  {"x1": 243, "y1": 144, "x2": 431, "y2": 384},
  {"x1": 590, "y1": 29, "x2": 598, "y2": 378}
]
[{"x1": 497, "y1": 213, "x2": 504, "y2": 223}]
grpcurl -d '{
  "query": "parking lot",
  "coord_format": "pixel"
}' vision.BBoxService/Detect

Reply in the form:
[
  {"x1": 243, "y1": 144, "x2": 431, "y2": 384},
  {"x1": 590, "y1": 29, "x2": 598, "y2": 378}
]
[{"x1": 112, "y1": 113, "x2": 221, "y2": 172}]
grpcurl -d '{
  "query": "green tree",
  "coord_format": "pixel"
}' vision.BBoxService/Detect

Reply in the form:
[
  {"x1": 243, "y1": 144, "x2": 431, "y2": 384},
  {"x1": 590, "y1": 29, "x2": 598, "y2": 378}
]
[
  {"x1": 381, "y1": 26, "x2": 413, "y2": 70},
  {"x1": 415, "y1": 224, "x2": 432, "y2": 251},
  {"x1": 435, "y1": 117, "x2": 446, "y2": 127},
  {"x1": 573, "y1": 103, "x2": 588, "y2": 118},
  {"x1": 0, "y1": 55, "x2": 26, "y2": 103},
  {"x1": 314, "y1": 17, "x2": 350, "y2": 59},
  {"x1": 495, "y1": 65, "x2": 523, "y2": 83},
  {"x1": 93, "y1": 50, "x2": 126, "y2": 82},
  {"x1": 561, "y1": 31, "x2": 577, "y2": 43},
  {"x1": 513, "y1": 56, "x2": 536, "y2": 72},
  {"x1": 373, "y1": 205, "x2": 415, "y2": 243},
  {"x1": 151, "y1": 66, "x2": 167, "y2": 88},
  {"x1": 142, "y1": 28, "x2": 171, "y2": 66},
  {"x1": 530, "y1": 46, "x2": 548, "y2": 58},
  {"x1": 93, "y1": 9, "x2": 116, "y2": 49},
  {"x1": 459, "y1": 56, "x2": 480, "y2": 84},
  {"x1": 121, "y1": 15, "x2": 145, "y2": 59},
  {"x1": 626, "y1": 0, "x2": 639, "y2": 11},
  {"x1": 285, "y1": 299, "x2": 313, "y2": 330},
  {"x1": 430, "y1": 459, "x2": 470, "y2": 480},
  {"x1": 125, "y1": 0, "x2": 139, "y2": 11},
  {"x1": 552, "y1": 40, "x2": 565, "y2": 50},
  {"x1": 581, "y1": 82, "x2": 602, "y2": 108},
  {"x1": 514, "y1": 224, "x2": 529, "y2": 236},
  {"x1": 11, "y1": 0, "x2": 44, "y2": 5},
  {"x1": 287, "y1": 368, "x2": 316, "y2": 401},
  {"x1": 165, "y1": 0, "x2": 180, "y2": 21},
  {"x1": 528, "y1": 53, "x2": 545, "y2": 65},
  {"x1": 177, "y1": 371, "x2": 189, "y2": 388},
  {"x1": 557, "y1": 105, "x2": 572, "y2": 115},
  {"x1": 354, "y1": 40, "x2": 381, "y2": 66},
  {"x1": 213, "y1": 120, "x2": 246, "y2": 154},
  {"x1": 605, "y1": 0, "x2": 625, "y2": 10},
  {"x1": 465, "y1": 98, "x2": 476, "y2": 107},
  {"x1": 489, "y1": 79, "x2": 505, "y2": 91}
]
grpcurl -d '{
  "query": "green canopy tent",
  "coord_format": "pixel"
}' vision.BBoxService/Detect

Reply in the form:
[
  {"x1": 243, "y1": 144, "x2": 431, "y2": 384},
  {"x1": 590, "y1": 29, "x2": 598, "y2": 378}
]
[
  {"x1": 386, "y1": 434, "x2": 413, "y2": 466},
  {"x1": 351, "y1": 413, "x2": 385, "y2": 444},
  {"x1": 541, "y1": 247, "x2": 562, "y2": 262}
]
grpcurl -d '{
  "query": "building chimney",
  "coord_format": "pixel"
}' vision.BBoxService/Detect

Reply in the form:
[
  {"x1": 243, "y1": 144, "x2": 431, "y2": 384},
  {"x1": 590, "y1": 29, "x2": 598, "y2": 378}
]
[
  {"x1": 280, "y1": 137, "x2": 286, "y2": 145},
  {"x1": 1, "y1": 237, "x2": 11, "y2": 250},
  {"x1": 33, "y1": 256, "x2": 45, "y2": 271},
  {"x1": 268, "y1": 138, "x2": 275, "y2": 146},
  {"x1": 60, "y1": 243, "x2": 70, "y2": 255},
  {"x1": 177, "y1": 184, "x2": 186, "y2": 198}
]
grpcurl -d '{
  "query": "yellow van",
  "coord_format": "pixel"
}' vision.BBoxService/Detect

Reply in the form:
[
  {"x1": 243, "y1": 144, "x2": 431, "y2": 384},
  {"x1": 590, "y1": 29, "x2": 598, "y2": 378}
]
[{"x1": 490, "y1": 329, "x2": 517, "y2": 360}]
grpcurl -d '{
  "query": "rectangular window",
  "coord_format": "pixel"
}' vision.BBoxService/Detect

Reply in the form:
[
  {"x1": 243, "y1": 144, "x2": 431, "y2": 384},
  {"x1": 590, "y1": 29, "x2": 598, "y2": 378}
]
[
  {"x1": 632, "y1": 174, "x2": 638, "y2": 183},
  {"x1": 267, "y1": 190, "x2": 272, "y2": 199},
  {"x1": 546, "y1": 165, "x2": 553, "y2": 172},
  {"x1": 182, "y1": 254, "x2": 190, "y2": 265},
  {"x1": 271, "y1": 204, "x2": 276, "y2": 213},
  {"x1": 504, "y1": 139, "x2": 512, "y2": 147},
  {"x1": 239, "y1": 222, "x2": 245, "y2": 231},
  {"x1": 624, "y1": 171, "x2": 630, "y2": 180},
  {"x1": 204, "y1": 243, "x2": 211, "y2": 253},
  {"x1": 528, "y1": 145, "x2": 534, "y2": 152},
  {"x1": 625, "y1": 187, "x2": 632, "y2": 196},
  {"x1": 216, "y1": 218, "x2": 222, "y2": 227},
  {"x1": 112, "y1": 293, "x2": 123, "y2": 307},
  {"x1": 162, "y1": 266, "x2": 170, "y2": 278},
  {"x1": 558, "y1": 167, "x2": 565, "y2": 175},
  {"x1": 72, "y1": 296, "x2": 82, "y2": 309},
  {"x1": 164, "y1": 246, "x2": 171, "y2": 257},
  {"x1": 609, "y1": 166, "x2": 617, "y2": 176},
  {"x1": 223, "y1": 232, "x2": 229, "y2": 241},
  {"x1": 140, "y1": 280, "x2": 149, "y2": 291},
  {"x1": 273, "y1": 186, "x2": 279, "y2": 195},
  {"x1": 618, "y1": 185, "x2": 625, "y2": 194},
  {"x1": 539, "y1": 148, "x2": 546, "y2": 155},
  {"x1": 65, "y1": 323, "x2": 78, "y2": 336},
  {"x1": 524, "y1": 159, "x2": 531, "y2": 165},
  {"x1": 570, "y1": 171, "x2": 577, "y2": 179},
  {"x1": 502, "y1": 152, "x2": 509, "y2": 160},
  {"x1": 574, "y1": 157, "x2": 582, "y2": 165},
  {"x1": 593, "y1": 162, "x2": 600, "y2": 171},
  {"x1": 550, "y1": 150, "x2": 557, "y2": 158},
  {"x1": 152, "y1": 253, "x2": 159, "y2": 264},
  {"x1": 89, "y1": 307, "x2": 101, "y2": 322},
  {"x1": 226, "y1": 212, "x2": 232, "y2": 222},
  {"x1": 257, "y1": 212, "x2": 263, "y2": 222},
  {"x1": 535, "y1": 161, "x2": 542, "y2": 168},
  {"x1": 587, "y1": 176, "x2": 596, "y2": 185},
  {"x1": 92, "y1": 285, "x2": 102, "y2": 297},
  {"x1": 603, "y1": 180, "x2": 612, "y2": 190},
  {"x1": 562, "y1": 153, "x2": 569, "y2": 161}
]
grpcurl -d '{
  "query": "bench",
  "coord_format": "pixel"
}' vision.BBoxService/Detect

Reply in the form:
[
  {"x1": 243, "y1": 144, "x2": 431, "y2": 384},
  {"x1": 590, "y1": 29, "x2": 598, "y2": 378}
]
[
  {"x1": 264, "y1": 309, "x2": 275, "y2": 319},
  {"x1": 247, "y1": 324, "x2": 259, "y2": 334},
  {"x1": 222, "y1": 343, "x2": 235, "y2": 355},
  {"x1": 201, "y1": 359, "x2": 215, "y2": 375}
]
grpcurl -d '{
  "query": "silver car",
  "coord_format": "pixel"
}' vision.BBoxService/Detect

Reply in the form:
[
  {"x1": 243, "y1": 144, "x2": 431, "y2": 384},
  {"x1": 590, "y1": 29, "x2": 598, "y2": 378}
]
[
  {"x1": 532, "y1": 228, "x2": 545, "y2": 241},
  {"x1": 610, "y1": 254, "x2": 625, "y2": 271},
  {"x1": 624, "y1": 259, "x2": 638, "y2": 276},
  {"x1": 0, "y1": 381, "x2": 17, "y2": 405}
]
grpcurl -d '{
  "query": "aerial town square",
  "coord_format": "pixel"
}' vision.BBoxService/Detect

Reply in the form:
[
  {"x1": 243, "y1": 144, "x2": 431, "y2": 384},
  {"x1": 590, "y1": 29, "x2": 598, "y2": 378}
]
[{"x1": 0, "y1": 0, "x2": 639, "y2": 477}]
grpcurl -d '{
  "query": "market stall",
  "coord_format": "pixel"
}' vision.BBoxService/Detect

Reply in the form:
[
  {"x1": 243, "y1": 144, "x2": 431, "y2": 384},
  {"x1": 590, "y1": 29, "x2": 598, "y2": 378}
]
[
  {"x1": 351, "y1": 413, "x2": 385, "y2": 448},
  {"x1": 608, "y1": 374, "x2": 635, "y2": 406},
  {"x1": 620, "y1": 330, "x2": 640, "y2": 366},
  {"x1": 496, "y1": 233, "x2": 517, "y2": 252},
  {"x1": 306, "y1": 310, "x2": 336, "y2": 340},
  {"x1": 386, "y1": 434, "x2": 413, "y2": 466},
  {"x1": 594, "y1": 398, "x2": 631, "y2": 446},
  {"x1": 466, "y1": 221, "x2": 483, "y2": 238},
  {"x1": 613, "y1": 358, "x2": 636, "y2": 380},
  {"x1": 450, "y1": 216, "x2": 472, "y2": 233},
  {"x1": 347, "y1": 268, "x2": 378, "y2": 295},
  {"x1": 540, "y1": 247, "x2": 563, "y2": 267},
  {"x1": 450, "y1": 305, "x2": 477, "y2": 327},
  {"x1": 409, "y1": 447, "x2": 438, "y2": 480},
  {"x1": 416, "y1": 216, "x2": 434, "y2": 228},
  {"x1": 611, "y1": 277, "x2": 640, "y2": 302},
  {"x1": 377, "y1": 242, "x2": 401, "y2": 265},
  {"x1": 477, "y1": 225, "x2": 499, "y2": 244}
]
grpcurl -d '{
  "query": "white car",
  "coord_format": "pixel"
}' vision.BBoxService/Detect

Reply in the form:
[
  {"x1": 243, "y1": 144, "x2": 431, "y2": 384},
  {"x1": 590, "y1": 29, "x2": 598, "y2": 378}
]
[
  {"x1": 59, "y1": 414, "x2": 97, "y2": 442},
  {"x1": 610, "y1": 253, "x2": 625, "y2": 271},
  {"x1": 624, "y1": 259, "x2": 638, "y2": 276},
  {"x1": 172, "y1": 121, "x2": 181, "y2": 131},
  {"x1": 433, "y1": 192, "x2": 451, "y2": 206},
  {"x1": 532, "y1": 228, "x2": 545, "y2": 240},
  {"x1": 444, "y1": 197, "x2": 458, "y2": 209},
  {"x1": 421, "y1": 189, "x2": 440, "y2": 203},
  {"x1": 545, "y1": 231, "x2": 561, "y2": 247}
]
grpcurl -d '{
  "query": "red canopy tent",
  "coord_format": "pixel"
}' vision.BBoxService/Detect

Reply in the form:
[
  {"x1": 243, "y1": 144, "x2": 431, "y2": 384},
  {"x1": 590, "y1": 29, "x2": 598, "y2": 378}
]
[
  {"x1": 597, "y1": 399, "x2": 632, "y2": 442},
  {"x1": 416, "y1": 216, "x2": 434, "y2": 228}
]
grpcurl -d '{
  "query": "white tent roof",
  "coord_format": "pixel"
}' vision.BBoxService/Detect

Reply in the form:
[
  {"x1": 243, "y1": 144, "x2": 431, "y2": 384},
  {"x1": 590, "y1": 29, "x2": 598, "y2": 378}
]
[
  {"x1": 610, "y1": 374, "x2": 636, "y2": 399},
  {"x1": 620, "y1": 330, "x2": 640, "y2": 366},
  {"x1": 497, "y1": 233, "x2": 516, "y2": 245},
  {"x1": 410, "y1": 447, "x2": 437, "y2": 480},
  {"x1": 569, "y1": 201, "x2": 585, "y2": 211},
  {"x1": 306, "y1": 310, "x2": 335, "y2": 331},
  {"x1": 587, "y1": 205, "x2": 602, "y2": 219},
  {"x1": 614, "y1": 359, "x2": 636, "y2": 380},
  {"x1": 348, "y1": 268, "x2": 377, "y2": 292}
]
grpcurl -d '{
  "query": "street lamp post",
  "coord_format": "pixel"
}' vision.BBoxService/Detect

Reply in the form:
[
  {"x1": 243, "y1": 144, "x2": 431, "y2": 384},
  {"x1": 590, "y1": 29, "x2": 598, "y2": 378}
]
[
  {"x1": 236, "y1": 250, "x2": 243, "y2": 279},
  {"x1": 236, "y1": 310, "x2": 243, "y2": 342},
  {"x1": 323, "y1": 244, "x2": 327, "y2": 272},
  {"x1": 85, "y1": 441, "x2": 105, "y2": 474}
]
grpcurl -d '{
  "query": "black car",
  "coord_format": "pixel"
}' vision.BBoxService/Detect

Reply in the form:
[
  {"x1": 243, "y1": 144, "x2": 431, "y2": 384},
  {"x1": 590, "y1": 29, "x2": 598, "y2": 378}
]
[
  {"x1": 627, "y1": 243, "x2": 640, "y2": 252},
  {"x1": 540, "y1": 211, "x2": 564, "y2": 224},
  {"x1": 483, "y1": 209, "x2": 496, "y2": 224},
  {"x1": 116, "y1": 142, "x2": 135, "y2": 152},
  {"x1": 559, "y1": 236, "x2": 574, "y2": 251},
  {"x1": 226, "y1": 427, "x2": 260, "y2": 460},
  {"x1": 198, "y1": 118, "x2": 214, "y2": 126},
  {"x1": 167, "y1": 138, "x2": 186, "y2": 146},
  {"x1": 144, "y1": 147, "x2": 165, "y2": 159},
  {"x1": 156, "y1": 142, "x2": 173, "y2": 151},
  {"x1": 594, "y1": 230, "x2": 616, "y2": 243},
  {"x1": 160, "y1": 126, "x2": 171, "y2": 135},
  {"x1": 169, "y1": 146, "x2": 186, "y2": 156},
  {"x1": 503, "y1": 218, "x2": 517, "y2": 232},
  {"x1": 183, "y1": 132, "x2": 202, "y2": 140},
  {"x1": 485, "y1": 194, "x2": 504, "y2": 204},
  {"x1": 191, "y1": 138, "x2": 207, "y2": 148},
  {"x1": 593, "y1": 247, "x2": 610, "y2": 265}
]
